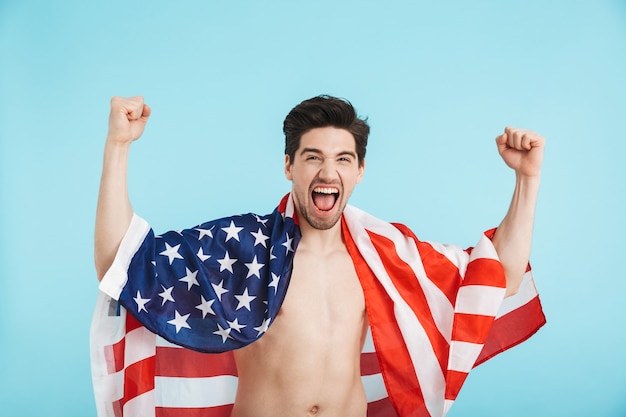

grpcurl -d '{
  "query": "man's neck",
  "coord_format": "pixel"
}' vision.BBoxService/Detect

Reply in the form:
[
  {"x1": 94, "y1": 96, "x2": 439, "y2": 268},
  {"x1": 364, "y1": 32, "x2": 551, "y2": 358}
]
[{"x1": 298, "y1": 218, "x2": 345, "y2": 251}]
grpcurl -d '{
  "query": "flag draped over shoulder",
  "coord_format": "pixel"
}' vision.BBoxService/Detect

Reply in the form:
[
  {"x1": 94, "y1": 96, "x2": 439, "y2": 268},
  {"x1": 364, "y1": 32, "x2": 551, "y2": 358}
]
[{"x1": 91, "y1": 194, "x2": 545, "y2": 417}]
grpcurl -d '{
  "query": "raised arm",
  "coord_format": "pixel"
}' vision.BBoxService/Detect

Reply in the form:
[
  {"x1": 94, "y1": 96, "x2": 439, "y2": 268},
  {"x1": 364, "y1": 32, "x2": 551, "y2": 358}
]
[
  {"x1": 94, "y1": 96, "x2": 151, "y2": 280},
  {"x1": 491, "y1": 126, "x2": 545, "y2": 297}
]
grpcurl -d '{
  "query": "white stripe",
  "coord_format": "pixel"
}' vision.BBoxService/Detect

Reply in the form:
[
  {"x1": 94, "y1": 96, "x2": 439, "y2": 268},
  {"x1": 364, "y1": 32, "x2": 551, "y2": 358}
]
[
  {"x1": 428, "y1": 232, "x2": 500, "y2": 283},
  {"x1": 125, "y1": 325, "x2": 156, "y2": 366},
  {"x1": 156, "y1": 334, "x2": 183, "y2": 348},
  {"x1": 284, "y1": 195, "x2": 295, "y2": 219},
  {"x1": 394, "y1": 236, "x2": 455, "y2": 343},
  {"x1": 455, "y1": 285, "x2": 506, "y2": 316},
  {"x1": 92, "y1": 369, "x2": 124, "y2": 417},
  {"x1": 496, "y1": 271, "x2": 539, "y2": 318},
  {"x1": 362, "y1": 373, "x2": 389, "y2": 402},
  {"x1": 424, "y1": 240, "x2": 470, "y2": 276},
  {"x1": 155, "y1": 375, "x2": 238, "y2": 407},
  {"x1": 345, "y1": 205, "x2": 456, "y2": 342},
  {"x1": 344, "y1": 205, "x2": 446, "y2": 417},
  {"x1": 91, "y1": 292, "x2": 126, "y2": 417},
  {"x1": 443, "y1": 399, "x2": 455, "y2": 415},
  {"x1": 99, "y1": 214, "x2": 151, "y2": 301},
  {"x1": 467, "y1": 233, "x2": 500, "y2": 263},
  {"x1": 123, "y1": 390, "x2": 156, "y2": 417},
  {"x1": 447, "y1": 341, "x2": 484, "y2": 373}
]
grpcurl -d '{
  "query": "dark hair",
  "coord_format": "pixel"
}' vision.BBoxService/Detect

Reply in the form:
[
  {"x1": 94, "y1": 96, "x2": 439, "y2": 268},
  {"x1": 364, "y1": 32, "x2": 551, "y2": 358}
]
[{"x1": 283, "y1": 95, "x2": 369, "y2": 166}]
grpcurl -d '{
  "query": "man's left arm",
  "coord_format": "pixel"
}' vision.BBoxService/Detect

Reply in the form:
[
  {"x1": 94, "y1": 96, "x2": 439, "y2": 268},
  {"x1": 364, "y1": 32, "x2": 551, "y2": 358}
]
[{"x1": 491, "y1": 126, "x2": 546, "y2": 297}]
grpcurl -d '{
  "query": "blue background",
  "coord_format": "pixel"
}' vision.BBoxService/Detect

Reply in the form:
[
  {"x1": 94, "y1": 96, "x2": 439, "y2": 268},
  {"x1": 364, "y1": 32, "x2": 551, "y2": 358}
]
[{"x1": 1, "y1": 1, "x2": 625, "y2": 415}]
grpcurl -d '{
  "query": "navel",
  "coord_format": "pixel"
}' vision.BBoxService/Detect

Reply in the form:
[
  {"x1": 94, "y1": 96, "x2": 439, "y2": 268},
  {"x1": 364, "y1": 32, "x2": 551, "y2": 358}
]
[{"x1": 308, "y1": 405, "x2": 320, "y2": 415}]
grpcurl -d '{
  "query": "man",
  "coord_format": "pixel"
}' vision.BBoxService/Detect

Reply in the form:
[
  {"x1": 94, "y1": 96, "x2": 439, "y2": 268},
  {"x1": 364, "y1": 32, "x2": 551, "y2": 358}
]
[{"x1": 92, "y1": 95, "x2": 545, "y2": 417}]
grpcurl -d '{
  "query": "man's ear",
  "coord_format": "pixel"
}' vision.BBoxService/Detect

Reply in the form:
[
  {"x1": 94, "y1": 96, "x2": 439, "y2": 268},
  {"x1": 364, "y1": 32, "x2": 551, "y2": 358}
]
[
  {"x1": 356, "y1": 159, "x2": 366, "y2": 184},
  {"x1": 284, "y1": 154, "x2": 293, "y2": 181}
]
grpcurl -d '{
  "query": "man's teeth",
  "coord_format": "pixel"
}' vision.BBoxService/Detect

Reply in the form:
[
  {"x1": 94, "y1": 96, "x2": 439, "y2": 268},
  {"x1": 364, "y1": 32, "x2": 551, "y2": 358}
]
[{"x1": 313, "y1": 187, "x2": 338, "y2": 194}]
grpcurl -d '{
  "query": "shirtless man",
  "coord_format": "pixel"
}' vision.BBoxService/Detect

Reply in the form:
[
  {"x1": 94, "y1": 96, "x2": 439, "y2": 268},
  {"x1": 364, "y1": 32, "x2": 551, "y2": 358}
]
[{"x1": 94, "y1": 95, "x2": 544, "y2": 416}]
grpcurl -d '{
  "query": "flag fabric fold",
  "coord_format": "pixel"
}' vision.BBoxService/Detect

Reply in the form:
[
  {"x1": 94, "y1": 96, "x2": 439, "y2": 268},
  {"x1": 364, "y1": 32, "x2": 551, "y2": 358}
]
[{"x1": 91, "y1": 194, "x2": 545, "y2": 417}]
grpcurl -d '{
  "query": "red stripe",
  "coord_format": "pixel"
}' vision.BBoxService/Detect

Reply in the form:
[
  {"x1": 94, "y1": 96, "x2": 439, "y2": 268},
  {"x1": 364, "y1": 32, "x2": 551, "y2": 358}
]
[
  {"x1": 155, "y1": 348, "x2": 237, "y2": 377},
  {"x1": 126, "y1": 313, "x2": 143, "y2": 333},
  {"x1": 444, "y1": 370, "x2": 469, "y2": 400},
  {"x1": 342, "y1": 221, "x2": 423, "y2": 417},
  {"x1": 155, "y1": 405, "x2": 233, "y2": 417},
  {"x1": 104, "y1": 313, "x2": 143, "y2": 375},
  {"x1": 476, "y1": 296, "x2": 546, "y2": 366},
  {"x1": 392, "y1": 223, "x2": 462, "y2": 304},
  {"x1": 112, "y1": 400, "x2": 122, "y2": 417},
  {"x1": 278, "y1": 193, "x2": 298, "y2": 225},
  {"x1": 105, "y1": 337, "x2": 125, "y2": 374},
  {"x1": 120, "y1": 356, "x2": 156, "y2": 407},
  {"x1": 367, "y1": 397, "x2": 399, "y2": 417},
  {"x1": 360, "y1": 351, "x2": 381, "y2": 376},
  {"x1": 452, "y1": 313, "x2": 495, "y2": 344},
  {"x1": 366, "y1": 230, "x2": 450, "y2": 374},
  {"x1": 278, "y1": 193, "x2": 289, "y2": 214},
  {"x1": 461, "y1": 257, "x2": 505, "y2": 288}
]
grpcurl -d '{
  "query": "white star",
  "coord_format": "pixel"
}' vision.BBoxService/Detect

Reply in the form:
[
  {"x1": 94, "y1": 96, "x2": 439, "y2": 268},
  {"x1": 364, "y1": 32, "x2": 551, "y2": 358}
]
[
  {"x1": 197, "y1": 247, "x2": 211, "y2": 262},
  {"x1": 282, "y1": 233, "x2": 294, "y2": 254},
  {"x1": 212, "y1": 280, "x2": 229, "y2": 301},
  {"x1": 133, "y1": 290, "x2": 150, "y2": 313},
  {"x1": 158, "y1": 285, "x2": 175, "y2": 306},
  {"x1": 167, "y1": 310, "x2": 191, "y2": 333},
  {"x1": 214, "y1": 323, "x2": 232, "y2": 343},
  {"x1": 254, "y1": 215, "x2": 269, "y2": 228},
  {"x1": 222, "y1": 221, "x2": 243, "y2": 242},
  {"x1": 269, "y1": 273, "x2": 280, "y2": 293},
  {"x1": 269, "y1": 246, "x2": 277, "y2": 260},
  {"x1": 160, "y1": 242, "x2": 183, "y2": 264},
  {"x1": 195, "y1": 226, "x2": 214, "y2": 239},
  {"x1": 227, "y1": 317, "x2": 246, "y2": 333},
  {"x1": 254, "y1": 318, "x2": 271, "y2": 336},
  {"x1": 235, "y1": 288, "x2": 256, "y2": 311},
  {"x1": 179, "y1": 267, "x2": 199, "y2": 290},
  {"x1": 245, "y1": 255, "x2": 265, "y2": 279},
  {"x1": 218, "y1": 251, "x2": 237, "y2": 273},
  {"x1": 196, "y1": 295, "x2": 215, "y2": 318},
  {"x1": 250, "y1": 228, "x2": 270, "y2": 248}
]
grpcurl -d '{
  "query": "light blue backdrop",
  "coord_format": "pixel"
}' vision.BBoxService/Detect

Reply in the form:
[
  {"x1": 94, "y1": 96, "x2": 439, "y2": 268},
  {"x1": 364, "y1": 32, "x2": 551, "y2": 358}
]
[{"x1": 1, "y1": 1, "x2": 625, "y2": 416}]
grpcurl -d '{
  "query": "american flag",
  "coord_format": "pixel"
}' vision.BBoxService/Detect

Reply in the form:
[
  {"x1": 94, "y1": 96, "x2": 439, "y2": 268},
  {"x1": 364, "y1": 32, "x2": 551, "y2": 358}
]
[{"x1": 91, "y1": 194, "x2": 545, "y2": 417}]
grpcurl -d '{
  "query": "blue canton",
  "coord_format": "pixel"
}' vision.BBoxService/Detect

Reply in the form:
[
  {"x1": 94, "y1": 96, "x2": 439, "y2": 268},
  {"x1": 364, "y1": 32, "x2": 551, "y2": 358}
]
[{"x1": 118, "y1": 207, "x2": 301, "y2": 353}]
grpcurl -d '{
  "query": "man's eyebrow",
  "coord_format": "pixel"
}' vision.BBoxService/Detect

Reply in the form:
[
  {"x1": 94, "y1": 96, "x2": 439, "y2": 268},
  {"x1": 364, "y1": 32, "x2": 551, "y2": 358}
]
[
  {"x1": 299, "y1": 148, "x2": 357, "y2": 158},
  {"x1": 337, "y1": 150, "x2": 357, "y2": 158},
  {"x1": 299, "y1": 147, "x2": 323, "y2": 155}
]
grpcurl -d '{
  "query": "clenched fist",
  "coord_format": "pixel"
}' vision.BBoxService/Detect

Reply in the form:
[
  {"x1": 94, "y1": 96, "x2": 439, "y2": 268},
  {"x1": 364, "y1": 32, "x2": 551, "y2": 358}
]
[
  {"x1": 496, "y1": 127, "x2": 545, "y2": 178},
  {"x1": 107, "y1": 96, "x2": 151, "y2": 145}
]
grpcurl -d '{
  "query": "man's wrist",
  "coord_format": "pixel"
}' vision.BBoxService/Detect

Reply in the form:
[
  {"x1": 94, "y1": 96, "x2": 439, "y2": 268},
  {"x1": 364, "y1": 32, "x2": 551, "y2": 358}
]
[{"x1": 515, "y1": 172, "x2": 541, "y2": 189}]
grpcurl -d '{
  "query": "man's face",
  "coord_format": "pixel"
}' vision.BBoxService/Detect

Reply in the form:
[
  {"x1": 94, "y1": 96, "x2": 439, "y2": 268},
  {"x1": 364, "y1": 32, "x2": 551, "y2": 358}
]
[{"x1": 285, "y1": 126, "x2": 365, "y2": 230}]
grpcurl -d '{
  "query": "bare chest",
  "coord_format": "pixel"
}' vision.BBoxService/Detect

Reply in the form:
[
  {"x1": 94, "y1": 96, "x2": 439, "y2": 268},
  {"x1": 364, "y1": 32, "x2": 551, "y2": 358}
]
[
  {"x1": 231, "y1": 246, "x2": 368, "y2": 415},
  {"x1": 280, "y1": 248, "x2": 365, "y2": 331}
]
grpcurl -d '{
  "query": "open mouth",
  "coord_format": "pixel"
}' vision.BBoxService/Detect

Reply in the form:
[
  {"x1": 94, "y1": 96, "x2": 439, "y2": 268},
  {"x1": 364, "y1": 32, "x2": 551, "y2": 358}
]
[{"x1": 312, "y1": 186, "x2": 339, "y2": 212}]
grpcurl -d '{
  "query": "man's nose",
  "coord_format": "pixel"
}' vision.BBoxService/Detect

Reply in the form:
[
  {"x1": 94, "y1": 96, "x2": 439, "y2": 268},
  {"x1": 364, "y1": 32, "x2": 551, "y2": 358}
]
[{"x1": 318, "y1": 161, "x2": 339, "y2": 181}]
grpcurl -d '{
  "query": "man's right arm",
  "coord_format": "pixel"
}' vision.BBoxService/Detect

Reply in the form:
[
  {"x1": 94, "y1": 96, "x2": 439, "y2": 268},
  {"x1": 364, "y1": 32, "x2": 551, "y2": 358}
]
[{"x1": 94, "y1": 96, "x2": 151, "y2": 281}]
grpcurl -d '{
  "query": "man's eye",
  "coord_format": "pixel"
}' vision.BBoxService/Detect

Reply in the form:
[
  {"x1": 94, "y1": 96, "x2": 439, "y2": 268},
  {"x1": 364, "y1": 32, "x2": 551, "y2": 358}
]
[{"x1": 307, "y1": 156, "x2": 319, "y2": 161}]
